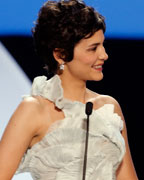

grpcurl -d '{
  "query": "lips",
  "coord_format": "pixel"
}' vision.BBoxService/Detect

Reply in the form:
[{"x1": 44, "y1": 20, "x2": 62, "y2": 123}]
[
  {"x1": 92, "y1": 63, "x2": 103, "y2": 68},
  {"x1": 92, "y1": 63, "x2": 104, "y2": 71}
]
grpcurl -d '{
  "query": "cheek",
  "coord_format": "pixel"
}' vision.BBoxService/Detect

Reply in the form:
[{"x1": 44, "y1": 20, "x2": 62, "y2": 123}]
[
  {"x1": 67, "y1": 58, "x2": 89, "y2": 76},
  {"x1": 68, "y1": 57, "x2": 94, "y2": 76},
  {"x1": 74, "y1": 53, "x2": 96, "y2": 66},
  {"x1": 83, "y1": 57, "x2": 95, "y2": 65},
  {"x1": 74, "y1": 47, "x2": 92, "y2": 63}
]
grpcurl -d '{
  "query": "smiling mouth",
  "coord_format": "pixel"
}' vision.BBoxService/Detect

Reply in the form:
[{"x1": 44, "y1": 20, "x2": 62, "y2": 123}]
[{"x1": 92, "y1": 65, "x2": 103, "y2": 71}]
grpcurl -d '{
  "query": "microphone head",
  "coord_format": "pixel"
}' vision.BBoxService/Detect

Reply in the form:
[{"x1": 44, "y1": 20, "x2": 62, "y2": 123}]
[{"x1": 85, "y1": 102, "x2": 93, "y2": 116}]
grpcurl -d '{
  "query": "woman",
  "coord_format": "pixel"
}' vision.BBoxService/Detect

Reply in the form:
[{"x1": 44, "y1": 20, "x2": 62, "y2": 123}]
[{"x1": 0, "y1": 0, "x2": 138, "y2": 179}]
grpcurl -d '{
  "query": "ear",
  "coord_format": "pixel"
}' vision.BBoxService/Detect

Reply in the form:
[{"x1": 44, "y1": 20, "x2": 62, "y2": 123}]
[{"x1": 53, "y1": 48, "x2": 65, "y2": 64}]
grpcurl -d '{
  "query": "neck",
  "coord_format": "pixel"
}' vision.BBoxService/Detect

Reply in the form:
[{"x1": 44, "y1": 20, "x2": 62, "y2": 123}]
[{"x1": 58, "y1": 73, "x2": 88, "y2": 104}]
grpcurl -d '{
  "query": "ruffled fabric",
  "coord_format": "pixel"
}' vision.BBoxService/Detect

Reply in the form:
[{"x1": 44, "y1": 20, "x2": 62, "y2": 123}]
[{"x1": 16, "y1": 75, "x2": 125, "y2": 180}]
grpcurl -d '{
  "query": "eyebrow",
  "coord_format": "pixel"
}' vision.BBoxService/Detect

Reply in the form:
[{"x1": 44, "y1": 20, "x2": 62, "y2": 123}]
[
  {"x1": 88, "y1": 43, "x2": 101, "y2": 47},
  {"x1": 88, "y1": 37, "x2": 105, "y2": 48}
]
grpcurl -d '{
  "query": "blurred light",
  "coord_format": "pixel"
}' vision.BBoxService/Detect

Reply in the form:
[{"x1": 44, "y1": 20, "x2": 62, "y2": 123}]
[{"x1": 0, "y1": 42, "x2": 32, "y2": 180}]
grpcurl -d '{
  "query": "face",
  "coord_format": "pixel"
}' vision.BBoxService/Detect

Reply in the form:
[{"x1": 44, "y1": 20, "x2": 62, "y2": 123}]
[{"x1": 65, "y1": 29, "x2": 108, "y2": 81}]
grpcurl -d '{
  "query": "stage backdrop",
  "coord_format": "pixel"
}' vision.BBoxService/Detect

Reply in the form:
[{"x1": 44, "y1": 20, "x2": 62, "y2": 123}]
[{"x1": 0, "y1": 0, "x2": 144, "y2": 39}]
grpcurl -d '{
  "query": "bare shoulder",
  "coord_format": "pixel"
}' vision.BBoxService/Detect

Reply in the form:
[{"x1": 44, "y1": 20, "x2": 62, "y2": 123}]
[
  {"x1": 95, "y1": 94, "x2": 121, "y2": 107},
  {"x1": 98, "y1": 94, "x2": 124, "y2": 120},
  {"x1": 12, "y1": 96, "x2": 44, "y2": 125},
  {"x1": 18, "y1": 95, "x2": 45, "y2": 115},
  {"x1": 13, "y1": 95, "x2": 51, "y2": 132},
  {"x1": 0, "y1": 95, "x2": 49, "y2": 179},
  {"x1": 87, "y1": 89, "x2": 124, "y2": 120},
  {"x1": 2, "y1": 95, "x2": 49, "y2": 142}
]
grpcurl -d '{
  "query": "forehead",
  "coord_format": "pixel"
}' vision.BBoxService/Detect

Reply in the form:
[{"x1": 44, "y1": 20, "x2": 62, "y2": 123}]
[{"x1": 76, "y1": 29, "x2": 105, "y2": 48}]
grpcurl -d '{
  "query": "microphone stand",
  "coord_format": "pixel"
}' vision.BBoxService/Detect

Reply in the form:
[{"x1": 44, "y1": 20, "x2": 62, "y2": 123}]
[{"x1": 82, "y1": 102, "x2": 93, "y2": 180}]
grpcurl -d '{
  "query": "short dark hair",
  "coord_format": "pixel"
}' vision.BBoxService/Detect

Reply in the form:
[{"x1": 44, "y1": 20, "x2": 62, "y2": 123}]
[{"x1": 32, "y1": 0, "x2": 106, "y2": 74}]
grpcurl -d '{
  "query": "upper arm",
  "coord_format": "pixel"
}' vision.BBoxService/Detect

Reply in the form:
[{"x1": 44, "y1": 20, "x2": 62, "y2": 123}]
[
  {"x1": 0, "y1": 97, "x2": 42, "y2": 180},
  {"x1": 107, "y1": 96, "x2": 138, "y2": 180}
]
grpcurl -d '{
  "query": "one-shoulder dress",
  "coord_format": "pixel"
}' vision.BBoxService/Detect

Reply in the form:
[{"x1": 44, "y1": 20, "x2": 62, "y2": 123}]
[{"x1": 16, "y1": 74, "x2": 126, "y2": 180}]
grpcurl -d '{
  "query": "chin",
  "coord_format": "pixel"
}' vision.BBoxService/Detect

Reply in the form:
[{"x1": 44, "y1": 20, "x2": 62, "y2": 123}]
[{"x1": 88, "y1": 73, "x2": 104, "y2": 81}]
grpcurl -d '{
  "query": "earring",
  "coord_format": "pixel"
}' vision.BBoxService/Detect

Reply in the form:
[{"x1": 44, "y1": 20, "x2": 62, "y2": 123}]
[{"x1": 59, "y1": 63, "x2": 65, "y2": 70}]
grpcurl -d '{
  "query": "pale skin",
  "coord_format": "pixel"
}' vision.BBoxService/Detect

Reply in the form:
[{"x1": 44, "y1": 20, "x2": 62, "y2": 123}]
[{"x1": 0, "y1": 30, "x2": 138, "y2": 180}]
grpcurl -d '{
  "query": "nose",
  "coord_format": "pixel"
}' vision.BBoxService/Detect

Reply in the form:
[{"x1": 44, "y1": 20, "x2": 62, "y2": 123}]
[{"x1": 99, "y1": 47, "x2": 108, "y2": 61}]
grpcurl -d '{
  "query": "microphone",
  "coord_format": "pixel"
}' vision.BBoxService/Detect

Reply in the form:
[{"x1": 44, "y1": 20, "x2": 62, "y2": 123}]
[
  {"x1": 82, "y1": 102, "x2": 93, "y2": 180},
  {"x1": 85, "y1": 102, "x2": 93, "y2": 116}
]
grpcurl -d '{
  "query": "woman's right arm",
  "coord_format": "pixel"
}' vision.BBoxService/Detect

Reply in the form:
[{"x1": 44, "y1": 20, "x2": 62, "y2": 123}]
[{"x1": 0, "y1": 97, "x2": 42, "y2": 180}]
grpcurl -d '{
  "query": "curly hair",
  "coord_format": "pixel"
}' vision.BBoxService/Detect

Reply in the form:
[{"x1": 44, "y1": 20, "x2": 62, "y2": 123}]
[{"x1": 32, "y1": 0, "x2": 106, "y2": 75}]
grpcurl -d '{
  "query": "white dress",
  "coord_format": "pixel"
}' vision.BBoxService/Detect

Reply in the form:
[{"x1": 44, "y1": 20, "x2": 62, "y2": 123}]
[{"x1": 16, "y1": 75, "x2": 125, "y2": 180}]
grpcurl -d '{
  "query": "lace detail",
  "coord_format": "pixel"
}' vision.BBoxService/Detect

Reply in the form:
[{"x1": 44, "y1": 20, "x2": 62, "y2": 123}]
[{"x1": 16, "y1": 75, "x2": 126, "y2": 180}]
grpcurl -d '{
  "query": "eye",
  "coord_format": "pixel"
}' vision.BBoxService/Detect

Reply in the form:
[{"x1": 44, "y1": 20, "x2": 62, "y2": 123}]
[
  {"x1": 87, "y1": 46, "x2": 98, "y2": 52},
  {"x1": 90, "y1": 47, "x2": 97, "y2": 51},
  {"x1": 87, "y1": 43, "x2": 100, "y2": 52}
]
